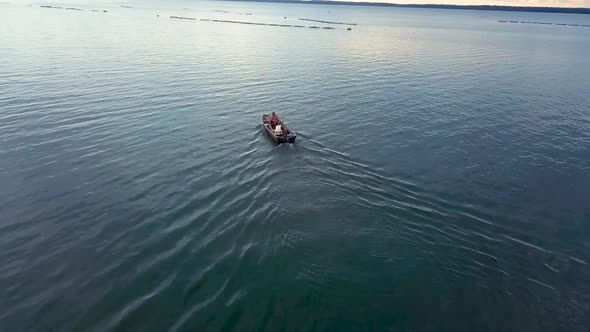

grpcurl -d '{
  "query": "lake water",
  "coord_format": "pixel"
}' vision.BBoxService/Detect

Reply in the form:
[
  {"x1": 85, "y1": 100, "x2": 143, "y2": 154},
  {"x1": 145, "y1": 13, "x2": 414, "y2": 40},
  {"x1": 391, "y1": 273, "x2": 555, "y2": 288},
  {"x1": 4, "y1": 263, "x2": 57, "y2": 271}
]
[{"x1": 1, "y1": 1, "x2": 590, "y2": 331}]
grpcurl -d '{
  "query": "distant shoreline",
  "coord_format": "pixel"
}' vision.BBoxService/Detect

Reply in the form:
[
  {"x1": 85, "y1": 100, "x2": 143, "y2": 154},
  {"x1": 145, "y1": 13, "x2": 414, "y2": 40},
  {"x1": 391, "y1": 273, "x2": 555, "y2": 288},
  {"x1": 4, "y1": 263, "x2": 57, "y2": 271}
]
[{"x1": 220, "y1": 0, "x2": 590, "y2": 15}]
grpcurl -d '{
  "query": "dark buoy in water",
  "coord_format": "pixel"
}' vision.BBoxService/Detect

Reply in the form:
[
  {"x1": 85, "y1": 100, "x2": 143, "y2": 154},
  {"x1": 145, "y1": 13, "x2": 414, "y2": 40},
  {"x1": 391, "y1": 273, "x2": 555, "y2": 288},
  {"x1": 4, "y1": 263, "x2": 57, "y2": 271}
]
[
  {"x1": 284, "y1": 16, "x2": 286, "y2": 19},
  {"x1": 347, "y1": 27, "x2": 352, "y2": 31},
  {"x1": 157, "y1": 14, "x2": 159, "y2": 17}
]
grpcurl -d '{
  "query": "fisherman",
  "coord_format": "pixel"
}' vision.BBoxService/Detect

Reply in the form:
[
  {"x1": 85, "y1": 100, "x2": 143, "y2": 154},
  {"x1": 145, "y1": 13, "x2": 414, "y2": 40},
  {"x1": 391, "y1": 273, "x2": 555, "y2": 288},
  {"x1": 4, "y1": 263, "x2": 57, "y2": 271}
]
[{"x1": 270, "y1": 112, "x2": 280, "y2": 128}]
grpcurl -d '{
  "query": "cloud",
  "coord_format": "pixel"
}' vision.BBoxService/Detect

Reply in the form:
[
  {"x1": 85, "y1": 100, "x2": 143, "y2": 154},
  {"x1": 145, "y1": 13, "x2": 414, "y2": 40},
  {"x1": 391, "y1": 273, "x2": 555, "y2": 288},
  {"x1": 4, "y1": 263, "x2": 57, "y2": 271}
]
[{"x1": 343, "y1": 0, "x2": 588, "y2": 7}]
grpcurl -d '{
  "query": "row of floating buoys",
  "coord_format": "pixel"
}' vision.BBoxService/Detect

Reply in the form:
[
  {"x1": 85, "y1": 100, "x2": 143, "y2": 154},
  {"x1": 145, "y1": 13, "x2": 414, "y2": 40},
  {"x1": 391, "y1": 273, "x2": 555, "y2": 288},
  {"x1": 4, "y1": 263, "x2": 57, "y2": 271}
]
[
  {"x1": 36, "y1": 4, "x2": 353, "y2": 31},
  {"x1": 194, "y1": 16, "x2": 351, "y2": 31},
  {"x1": 498, "y1": 20, "x2": 589, "y2": 28},
  {"x1": 40, "y1": 5, "x2": 107, "y2": 12},
  {"x1": 298, "y1": 18, "x2": 356, "y2": 26},
  {"x1": 170, "y1": 16, "x2": 352, "y2": 30},
  {"x1": 170, "y1": 16, "x2": 196, "y2": 20}
]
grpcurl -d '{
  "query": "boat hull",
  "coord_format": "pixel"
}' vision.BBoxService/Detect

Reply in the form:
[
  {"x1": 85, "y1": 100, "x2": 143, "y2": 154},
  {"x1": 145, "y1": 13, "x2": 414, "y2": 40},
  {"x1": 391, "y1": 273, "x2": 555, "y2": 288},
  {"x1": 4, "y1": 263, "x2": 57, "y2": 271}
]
[{"x1": 261, "y1": 114, "x2": 296, "y2": 143}]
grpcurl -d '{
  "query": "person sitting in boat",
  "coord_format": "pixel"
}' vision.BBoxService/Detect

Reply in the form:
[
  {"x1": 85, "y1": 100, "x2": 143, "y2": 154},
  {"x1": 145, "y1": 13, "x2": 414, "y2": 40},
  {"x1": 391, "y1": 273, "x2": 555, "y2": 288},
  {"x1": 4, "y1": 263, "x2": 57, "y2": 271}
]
[{"x1": 270, "y1": 112, "x2": 280, "y2": 128}]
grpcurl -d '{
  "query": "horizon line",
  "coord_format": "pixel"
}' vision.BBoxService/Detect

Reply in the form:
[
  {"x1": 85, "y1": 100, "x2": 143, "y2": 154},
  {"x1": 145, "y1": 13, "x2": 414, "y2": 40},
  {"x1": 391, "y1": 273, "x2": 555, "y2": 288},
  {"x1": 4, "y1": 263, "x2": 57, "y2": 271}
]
[{"x1": 222, "y1": 0, "x2": 590, "y2": 12}]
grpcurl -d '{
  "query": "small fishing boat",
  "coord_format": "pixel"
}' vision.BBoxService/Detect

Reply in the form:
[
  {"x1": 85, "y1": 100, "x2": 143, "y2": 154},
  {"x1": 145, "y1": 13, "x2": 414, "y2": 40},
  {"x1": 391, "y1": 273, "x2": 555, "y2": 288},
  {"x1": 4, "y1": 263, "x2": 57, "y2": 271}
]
[{"x1": 261, "y1": 114, "x2": 296, "y2": 143}]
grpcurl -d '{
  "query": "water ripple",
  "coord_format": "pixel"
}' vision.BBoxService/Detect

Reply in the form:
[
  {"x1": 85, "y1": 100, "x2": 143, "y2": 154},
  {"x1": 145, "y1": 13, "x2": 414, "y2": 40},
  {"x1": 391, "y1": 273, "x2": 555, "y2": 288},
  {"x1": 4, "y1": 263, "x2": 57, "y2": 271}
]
[{"x1": 1, "y1": 2, "x2": 589, "y2": 331}]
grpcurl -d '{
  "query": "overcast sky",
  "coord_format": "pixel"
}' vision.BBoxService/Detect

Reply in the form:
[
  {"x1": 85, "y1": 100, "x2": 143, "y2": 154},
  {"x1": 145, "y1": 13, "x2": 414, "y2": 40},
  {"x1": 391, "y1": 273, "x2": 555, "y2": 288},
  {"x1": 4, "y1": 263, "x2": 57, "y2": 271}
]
[{"x1": 338, "y1": 0, "x2": 589, "y2": 7}]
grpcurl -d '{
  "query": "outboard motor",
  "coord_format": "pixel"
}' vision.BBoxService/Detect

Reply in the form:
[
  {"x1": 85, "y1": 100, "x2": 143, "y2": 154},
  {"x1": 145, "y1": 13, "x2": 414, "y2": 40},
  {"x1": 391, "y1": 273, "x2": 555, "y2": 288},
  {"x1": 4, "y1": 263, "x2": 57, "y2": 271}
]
[{"x1": 285, "y1": 130, "x2": 294, "y2": 141}]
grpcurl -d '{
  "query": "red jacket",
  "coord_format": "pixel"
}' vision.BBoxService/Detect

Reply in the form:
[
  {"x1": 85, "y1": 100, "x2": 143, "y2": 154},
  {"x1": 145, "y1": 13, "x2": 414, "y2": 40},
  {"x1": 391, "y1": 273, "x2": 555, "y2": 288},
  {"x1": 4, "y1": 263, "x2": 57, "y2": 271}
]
[{"x1": 270, "y1": 114, "x2": 279, "y2": 126}]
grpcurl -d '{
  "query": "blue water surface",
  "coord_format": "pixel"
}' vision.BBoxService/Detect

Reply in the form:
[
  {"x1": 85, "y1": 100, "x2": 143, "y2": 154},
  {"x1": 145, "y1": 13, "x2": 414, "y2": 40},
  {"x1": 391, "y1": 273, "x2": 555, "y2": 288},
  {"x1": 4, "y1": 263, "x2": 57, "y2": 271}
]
[{"x1": 1, "y1": 1, "x2": 589, "y2": 331}]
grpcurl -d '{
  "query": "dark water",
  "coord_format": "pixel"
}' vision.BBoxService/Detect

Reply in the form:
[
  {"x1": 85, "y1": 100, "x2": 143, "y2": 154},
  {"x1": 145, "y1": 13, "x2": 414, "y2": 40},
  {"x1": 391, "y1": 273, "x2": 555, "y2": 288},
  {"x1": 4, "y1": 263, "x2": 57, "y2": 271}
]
[{"x1": 1, "y1": 1, "x2": 590, "y2": 331}]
